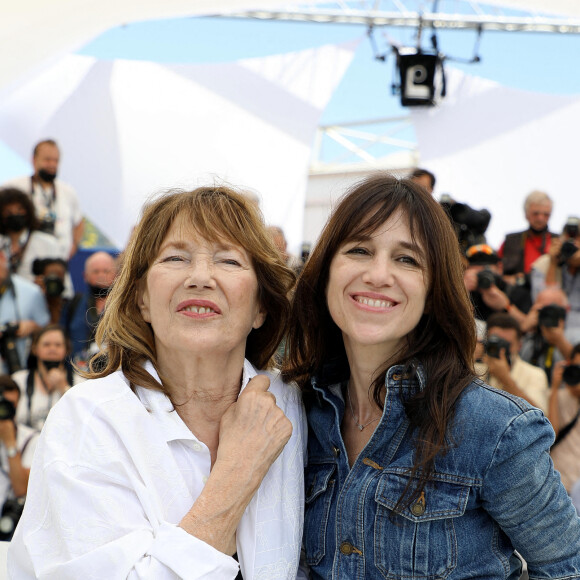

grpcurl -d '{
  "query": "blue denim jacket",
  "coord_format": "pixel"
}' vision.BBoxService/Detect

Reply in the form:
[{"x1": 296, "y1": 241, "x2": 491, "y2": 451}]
[{"x1": 304, "y1": 365, "x2": 580, "y2": 579}]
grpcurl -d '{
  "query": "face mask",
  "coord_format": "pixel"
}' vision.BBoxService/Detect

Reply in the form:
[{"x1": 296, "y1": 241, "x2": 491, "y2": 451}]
[
  {"x1": 37, "y1": 169, "x2": 57, "y2": 183},
  {"x1": 41, "y1": 360, "x2": 63, "y2": 371},
  {"x1": 89, "y1": 284, "x2": 111, "y2": 299},
  {"x1": 2, "y1": 215, "x2": 28, "y2": 232}
]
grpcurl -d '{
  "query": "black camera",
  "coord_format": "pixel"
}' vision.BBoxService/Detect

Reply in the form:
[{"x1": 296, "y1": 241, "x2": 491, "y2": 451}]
[
  {"x1": 0, "y1": 395, "x2": 15, "y2": 422},
  {"x1": 477, "y1": 269, "x2": 500, "y2": 290},
  {"x1": 0, "y1": 496, "x2": 25, "y2": 541},
  {"x1": 38, "y1": 214, "x2": 55, "y2": 235},
  {"x1": 563, "y1": 216, "x2": 579, "y2": 239},
  {"x1": 559, "y1": 240, "x2": 578, "y2": 266},
  {"x1": 538, "y1": 304, "x2": 567, "y2": 328},
  {"x1": 563, "y1": 364, "x2": 580, "y2": 387},
  {"x1": 44, "y1": 274, "x2": 65, "y2": 298},
  {"x1": 485, "y1": 335, "x2": 511, "y2": 366},
  {"x1": 0, "y1": 322, "x2": 21, "y2": 374}
]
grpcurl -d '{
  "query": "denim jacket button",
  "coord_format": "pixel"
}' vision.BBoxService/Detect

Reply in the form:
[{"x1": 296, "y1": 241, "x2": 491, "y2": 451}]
[
  {"x1": 339, "y1": 542, "x2": 354, "y2": 555},
  {"x1": 332, "y1": 446, "x2": 340, "y2": 457}
]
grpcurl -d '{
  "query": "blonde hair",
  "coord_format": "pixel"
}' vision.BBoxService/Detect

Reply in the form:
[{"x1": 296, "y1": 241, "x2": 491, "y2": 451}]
[{"x1": 85, "y1": 186, "x2": 296, "y2": 393}]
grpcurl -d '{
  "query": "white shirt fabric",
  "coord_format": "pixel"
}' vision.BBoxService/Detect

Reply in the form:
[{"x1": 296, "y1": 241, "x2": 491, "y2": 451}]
[
  {"x1": 3, "y1": 176, "x2": 83, "y2": 259},
  {"x1": 0, "y1": 423, "x2": 39, "y2": 506},
  {"x1": 8, "y1": 360, "x2": 307, "y2": 580}
]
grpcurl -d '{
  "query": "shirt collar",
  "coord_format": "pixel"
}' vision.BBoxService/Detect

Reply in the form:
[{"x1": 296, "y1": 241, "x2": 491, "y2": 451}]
[{"x1": 134, "y1": 359, "x2": 258, "y2": 443}]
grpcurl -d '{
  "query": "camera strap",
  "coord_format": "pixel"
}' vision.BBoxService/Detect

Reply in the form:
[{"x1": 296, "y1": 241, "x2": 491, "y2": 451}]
[
  {"x1": 552, "y1": 408, "x2": 580, "y2": 449},
  {"x1": 30, "y1": 176, "x2": 56, "y2": 212}
]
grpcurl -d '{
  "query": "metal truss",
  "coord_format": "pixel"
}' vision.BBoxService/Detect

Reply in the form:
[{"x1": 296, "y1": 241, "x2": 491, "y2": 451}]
[
  {"x1": 212, "y1": 1, "x2": 580, "y2": 34},
  {"x1": 309, "y1": 115, "x2": 418, "y2": 173}
]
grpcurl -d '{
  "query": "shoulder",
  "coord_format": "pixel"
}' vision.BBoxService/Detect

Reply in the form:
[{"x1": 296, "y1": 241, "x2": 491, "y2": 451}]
[
  {"x1": 29, "y1": 230, "x2": 60, "y2": 249},
  {"x1": 503, "y1": 230, "x2": 527, "y2": 242},
  {"x1": 454, "y1": 378, "x2": 547, "y2": 435},
  {"x1": 54, "y1": 179, "x2": 79, "y2": 200},
  {"x1": 11, "y1": 274, "x2": 42, "y2": 295}
]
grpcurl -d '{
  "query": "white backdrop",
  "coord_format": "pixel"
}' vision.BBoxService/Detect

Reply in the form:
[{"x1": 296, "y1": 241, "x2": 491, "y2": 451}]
[
  {"x1": 0, "y1": 42, "x2": 356, "y2": 250},
  {"x1": 411, "y1": 67, "x2": 579, "y2": 249}
]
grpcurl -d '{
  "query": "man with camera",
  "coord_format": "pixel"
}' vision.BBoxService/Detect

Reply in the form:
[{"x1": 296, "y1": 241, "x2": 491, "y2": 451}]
[
  {"x1": 548, "y1": 344, "x2": 580, "y2": 494},
  {"x1": 3, "y1": 139, "x2": 84, "y2": 261},
  {"x1": 0, "y1": 375, "x2": 39, "y2": 540},
  {"x1": 545, "y1": 217, "x2": 580, "y2": 331},
  {"x1": 519, "y1": 287, "x2": 580, "y2": 383},
  {"x1": 0, "y1": 249, "x2": 49, "y2": 374},
  {"x1": 484, "y1": 313, "x2": 549, "y2": 413},
  {"x1": 463, "y1": 244, "x2": 530, "y2": 325}
]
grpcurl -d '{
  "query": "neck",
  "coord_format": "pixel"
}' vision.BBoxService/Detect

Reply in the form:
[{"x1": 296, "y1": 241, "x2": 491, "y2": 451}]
[
  {"x1": 529, "y1": 225, "x2": 547, "y2": 235},
  {"x1": 158, "y1": 350, "x2": 246, "y2": 425},
  {"x1": 34, "y1": 174, "x2": 53, "y2": 189},
  {"x1": 8, "y1": 231, "x2": 22, "y2": 245}
]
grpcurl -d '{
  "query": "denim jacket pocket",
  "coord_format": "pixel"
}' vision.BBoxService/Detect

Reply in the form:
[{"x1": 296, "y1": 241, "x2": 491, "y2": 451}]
[
  {"x1": 374, "y1": 472, "x2": 470, "y2": 580},
  {"x1": 304, "y1": 462, "x2": 337, "y2": 566}
]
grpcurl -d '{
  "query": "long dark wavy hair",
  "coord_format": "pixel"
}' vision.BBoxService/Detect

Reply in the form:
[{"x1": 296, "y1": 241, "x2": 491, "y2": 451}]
[{"x1": 282, "y1": 173, "x2": 476, "y2": 508}]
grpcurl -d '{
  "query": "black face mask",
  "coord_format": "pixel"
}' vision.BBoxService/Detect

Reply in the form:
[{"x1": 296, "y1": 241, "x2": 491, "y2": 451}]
[
  {"x1": 2, "y1": 215, "x2": 28, "y2": 233},
  {"x1": 89, "y1": 284, "x2": 111, "y2": 299},
  {"x1": 41, "y1": 360, "x2": 63, "y2": 371},
  {"x1": 37, "y1": 169, "x2": 57, "y2": 183}
]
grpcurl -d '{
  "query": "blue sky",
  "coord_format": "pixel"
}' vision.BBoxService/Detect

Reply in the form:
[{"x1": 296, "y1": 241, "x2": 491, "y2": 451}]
[{"x1": 2, "y1": 12, "x2": 580, "y2": 178}]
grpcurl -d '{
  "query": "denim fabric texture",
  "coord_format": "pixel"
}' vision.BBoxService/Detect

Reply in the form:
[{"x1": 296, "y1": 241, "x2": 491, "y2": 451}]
[{"x1": 304, "y1": 364, "x2": 580, "y2": 580}]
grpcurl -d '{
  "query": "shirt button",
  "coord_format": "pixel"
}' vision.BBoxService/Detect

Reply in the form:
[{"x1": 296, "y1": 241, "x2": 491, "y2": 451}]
[
  {"x1": 339, "y1": 542, "x2": 354, "y2": 555},
  {"x1": 192, "y1": 442, "x2": 202, "y2": 452},
  {"x1": 332, "y1": 446, "x2": 340, "y2": 457}
]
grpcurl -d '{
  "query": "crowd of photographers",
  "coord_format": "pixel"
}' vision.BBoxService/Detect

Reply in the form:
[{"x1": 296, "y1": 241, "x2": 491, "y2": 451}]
[
  {"x1": 0, "y1": 156, "x2": 578, "y2": 538},
  {"x1": 444, "y1": 182, "x2": 580, "y2": 512}
]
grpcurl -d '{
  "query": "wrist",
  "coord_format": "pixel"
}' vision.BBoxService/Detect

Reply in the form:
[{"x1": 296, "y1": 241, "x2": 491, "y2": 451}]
[{"x1": 5, "y1": 445, "x2": 18, "y2": 458}]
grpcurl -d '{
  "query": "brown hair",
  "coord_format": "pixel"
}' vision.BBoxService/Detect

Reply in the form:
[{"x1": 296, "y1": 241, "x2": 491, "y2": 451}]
[
  {"x1": 486, "y1": 313, "x2": 522, "y2": 339},
  {"x1": 84, "y1": 186, "x2": 296, "y2": 393},
  {"x1": 0, "y1": 187, "x2": 40, "y2": 233},
  {"x1": 282, "y1": 173, "x2": 476, "y2": 508}
]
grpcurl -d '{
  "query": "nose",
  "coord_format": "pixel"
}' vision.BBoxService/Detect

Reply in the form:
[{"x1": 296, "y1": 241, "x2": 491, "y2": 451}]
[
  {"x1": 361, "y1": 255, "x2": 395, "y2": 287},
  {"x1": 184, "y1": 257, "x2": 216, "y2": 289}
]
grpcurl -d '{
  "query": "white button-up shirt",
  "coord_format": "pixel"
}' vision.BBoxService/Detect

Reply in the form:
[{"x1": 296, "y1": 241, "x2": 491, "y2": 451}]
[{"x1": 8, "y1": 360, "x2": 306, "y2": 579}]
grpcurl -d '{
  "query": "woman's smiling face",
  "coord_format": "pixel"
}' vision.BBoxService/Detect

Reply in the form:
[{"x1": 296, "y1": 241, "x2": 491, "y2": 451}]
[
  {"x1": 138, "y1": 214, "x2": 265, "y2": 367},
  {"x1": 326, "y1": 209, "x2": 428, "y2": 361}
]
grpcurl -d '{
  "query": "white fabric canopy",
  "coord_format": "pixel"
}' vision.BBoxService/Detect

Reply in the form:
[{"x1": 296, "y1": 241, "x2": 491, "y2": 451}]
[
  {"x1": 0, "y1": 0, "x2": 324, "y2": 94},
  {"x1": 411, "y1": 67, "x2": 579, "y2": 249},
  {"x1": 0, "y1": 42, "x2": 355, "y2": 251}
]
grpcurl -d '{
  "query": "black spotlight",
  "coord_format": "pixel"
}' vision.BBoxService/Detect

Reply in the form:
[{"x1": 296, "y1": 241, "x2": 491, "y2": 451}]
[{"x1": 396, "y1": 48, "x2": 445, "y2": 107}]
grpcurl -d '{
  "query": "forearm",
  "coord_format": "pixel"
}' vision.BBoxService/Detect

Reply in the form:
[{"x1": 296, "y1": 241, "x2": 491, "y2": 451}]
[
  {"x1": 179, "y1": 461, "x2": 260, "y2": 553},
  {"x1": 7, "y1": 456, "x2": 29, "y2": 497},
  {"x1": 547, "y1": 388, "x2": 560, "y2": 435}
]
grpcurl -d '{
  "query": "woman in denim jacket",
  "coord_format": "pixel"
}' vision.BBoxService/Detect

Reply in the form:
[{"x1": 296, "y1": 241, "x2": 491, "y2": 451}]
[{"x1": 283, "y1": 174, "x2": 580, "y2": 579}]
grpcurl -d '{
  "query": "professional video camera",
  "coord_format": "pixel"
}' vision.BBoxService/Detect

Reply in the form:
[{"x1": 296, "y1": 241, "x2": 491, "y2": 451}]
[
  {"x1": 440, "y1": 195, "x2": 491, "y2": 251},
  {"x1": 0, "y1": 322, "x2": 21, "y2": 374}
]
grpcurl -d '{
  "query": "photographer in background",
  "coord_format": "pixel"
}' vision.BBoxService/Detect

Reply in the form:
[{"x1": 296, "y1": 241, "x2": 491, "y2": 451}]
[
  {"x1": 548, "y1": 344, "x2": 580, "y2": 493},
  {"x1": 0, "y1": 375, "x2": 39, "y2": 540},
  {"x1": 520, "y1": 287, "x2": 579, "y2": 383},
  {"x1": 32, "y1": 257, "x2": 68, "y2": 324},
  {"x1": 545, "y1": 217, "x2": 580, "y2": 331},
  {"x1": 0, "y1": 249, "x2": 49, "y2": 375},
  {"x1": 484, "y1": 313, "x2": 549, "y2": 413},
  {"x1": 0, "y1": 187, "x2": 60, "y2": 285},
  {"x1": 463, "y1": 244, "x2": 529, "y2": 324}
]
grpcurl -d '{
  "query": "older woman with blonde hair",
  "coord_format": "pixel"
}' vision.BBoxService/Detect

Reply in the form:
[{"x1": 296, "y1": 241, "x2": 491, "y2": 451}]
[{"x1": 9, "y1": 186, "x2": 306, "y2": 579}]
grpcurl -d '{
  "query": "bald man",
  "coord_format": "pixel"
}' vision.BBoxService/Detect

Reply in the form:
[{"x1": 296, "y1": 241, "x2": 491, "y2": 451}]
[{"x1": 63, "y1": 251, "x2": 117, "y2": 365}]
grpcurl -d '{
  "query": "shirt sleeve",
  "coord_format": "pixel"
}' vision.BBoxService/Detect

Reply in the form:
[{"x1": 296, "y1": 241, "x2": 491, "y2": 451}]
[
  {"x1": 9, "y1": 459, "x2": 241, "y2": 580},
  {"x1": 481, "y1": 408, "x2": 580, "y2": 575}
]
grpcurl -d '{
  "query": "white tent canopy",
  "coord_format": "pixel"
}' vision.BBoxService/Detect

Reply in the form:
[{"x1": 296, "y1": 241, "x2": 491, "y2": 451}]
[{"x1": 0, "y1": 42, "x2": 356, "y2": 251}]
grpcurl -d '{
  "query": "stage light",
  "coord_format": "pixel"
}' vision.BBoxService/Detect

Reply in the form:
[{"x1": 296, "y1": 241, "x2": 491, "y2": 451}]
[{"x1": 395, "y1": 48, "x2": 445, "y2": 107}]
